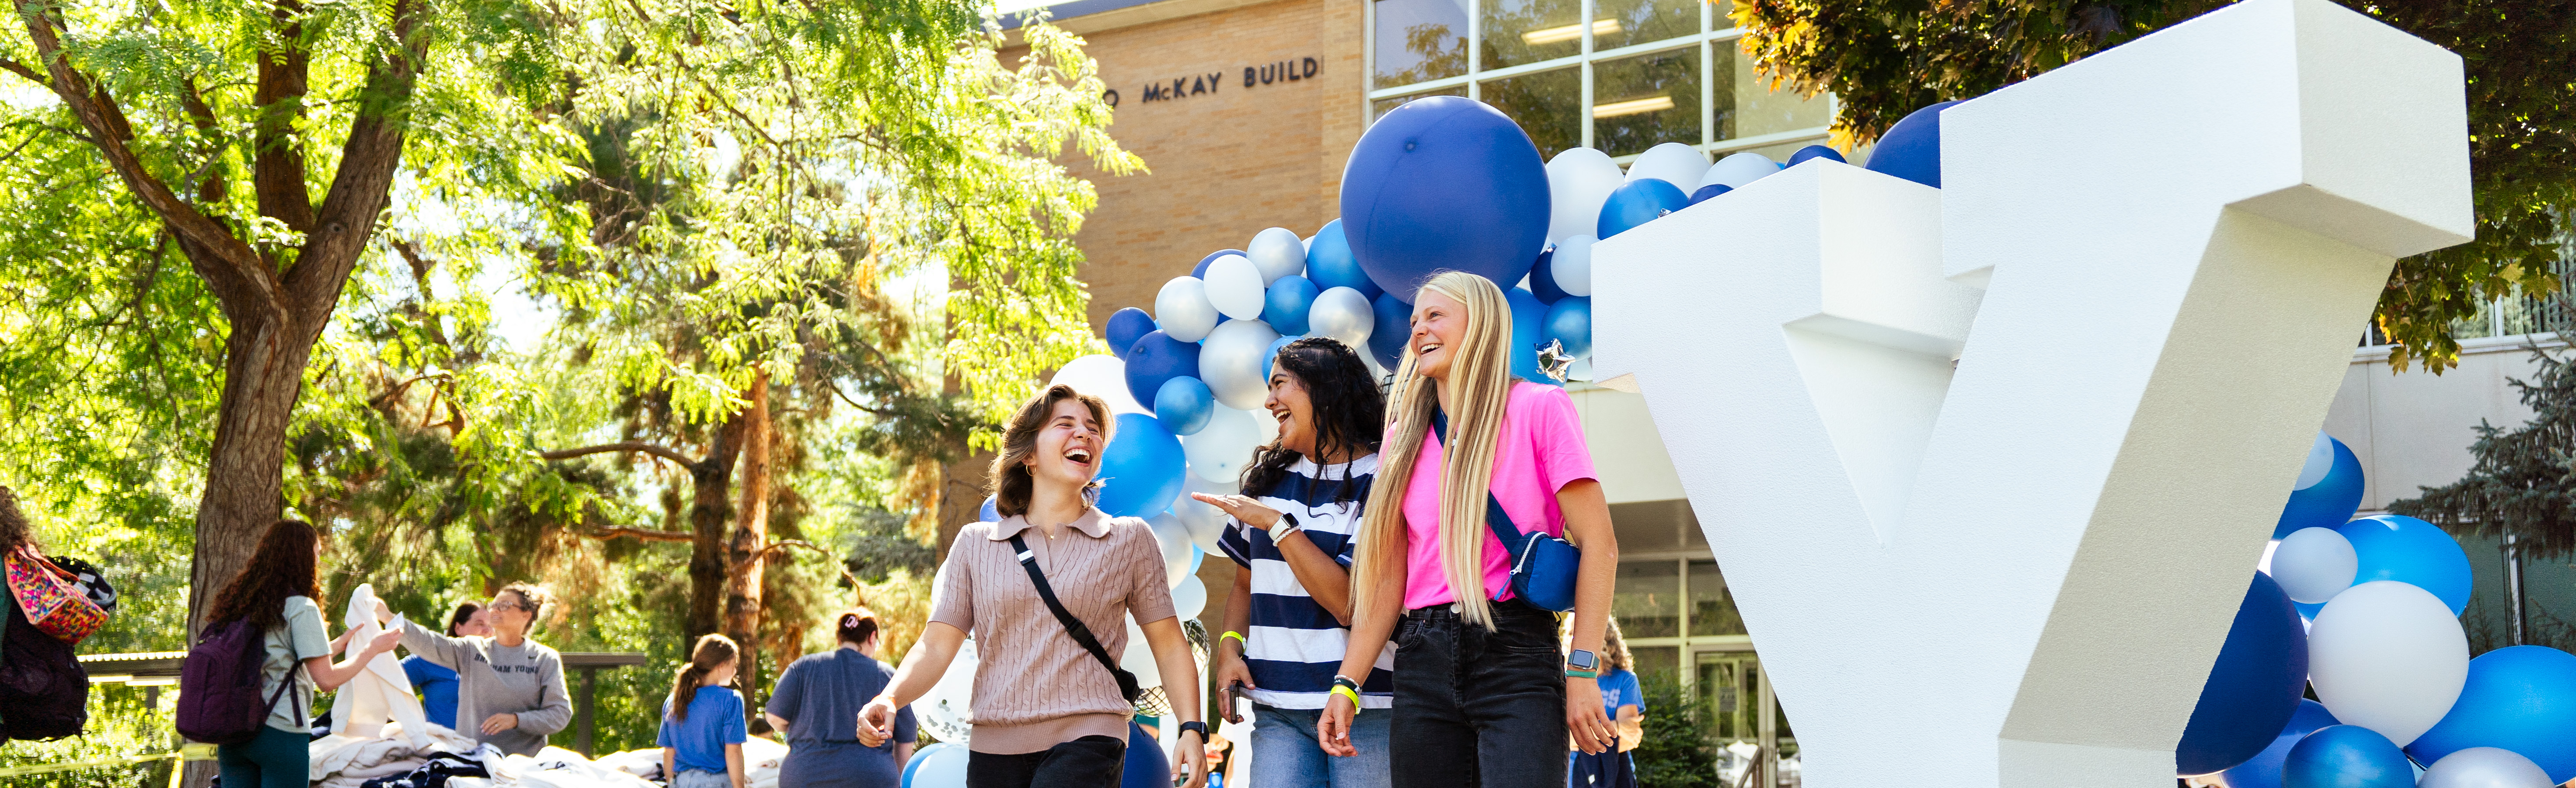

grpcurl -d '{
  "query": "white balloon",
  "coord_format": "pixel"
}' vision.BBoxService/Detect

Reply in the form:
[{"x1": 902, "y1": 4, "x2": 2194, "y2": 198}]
[
  {"x1": 1154, "y1": 277, "x2": 1221, "y2": 343},
  {"x1": 1306, "y1": 286, "x2": 1377, "y2": 350},
  {"x1": 2309, "y1": 580, "x2": 2470, "y2": 746},
  {"x1": 1546, "y1": 147, "x2": 1627, "y2": 244},
  {"x1": 1246, "y1": 227, "x2": 1306, "y2": 285},
  {"x1": 1626, "y1": 142, "x2": 1710, "y2": 188},
  {"x1": 1120, "y1": 616, "x2": 1165, "y2": 689},
  {"x1": 1554, "y1": 234, "x2": 1596, "y2": 296},
  {"x1": 1569, "y1": 357, "x2": 1593, "y2": 380},
  {"x1": 1198, "y1": 319, "x2": 1280, "y2": 410},
  {"x1": 906, "y1": 742, "x2": 972, "y2": 788},
  {"x1": 2420, "y1": 747, "x2": 2556, "y2": 788},
  {"x1": 1701, "y1": 151, "x2": 1783, "y2": 191},
  {"x1": 1174, "y1": 474, "x2": 1234, "y2": 552},
  {"x1": 1203, "y1": 255, "x2": 1267, "y2": 321},
  {"x1": 1185, "y1": 406, "x2": 1266, "y2": 484},
  {"x1": 2272, "y1": 526, "x2": 2360, "y2": 603},
  {"x1": 915, "y1": 638, "x2": 980, "y2": 744},
  {"x1": 1048, "y1": 354, "x2": 1149, "y2": 415},
  {"x1": 1171, "y1": 575, "x2": 1208, "y2": 620},
  {"x1": 1147, "y1": 512, "x2": 1194, "y2": 589}
]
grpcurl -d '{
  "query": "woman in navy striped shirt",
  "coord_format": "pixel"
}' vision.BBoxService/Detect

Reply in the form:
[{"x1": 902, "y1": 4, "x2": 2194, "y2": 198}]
[{"x1": 1197, "y1": 337, "x2": 1393, "y2": 788}]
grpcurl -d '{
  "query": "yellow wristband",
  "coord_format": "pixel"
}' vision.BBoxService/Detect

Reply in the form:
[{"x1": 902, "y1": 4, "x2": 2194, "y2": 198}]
[
  {"x1": 1329, "y1": 685, "x2": 1363, "y2": 710},
  {"x1": 1222, "y1": 631, "x2": 1247, "y2": 646}
]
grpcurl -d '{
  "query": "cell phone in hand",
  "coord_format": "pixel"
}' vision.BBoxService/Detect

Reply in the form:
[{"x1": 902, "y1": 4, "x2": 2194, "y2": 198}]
[{"x1": 1220, "y1": 681, "x2": 1245, "y2": 724}]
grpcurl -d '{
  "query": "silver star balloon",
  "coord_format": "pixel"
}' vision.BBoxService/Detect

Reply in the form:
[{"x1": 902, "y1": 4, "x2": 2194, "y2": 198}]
[{"x1": 1536, "y1": 338, "x2": 1578, "y2": 383}]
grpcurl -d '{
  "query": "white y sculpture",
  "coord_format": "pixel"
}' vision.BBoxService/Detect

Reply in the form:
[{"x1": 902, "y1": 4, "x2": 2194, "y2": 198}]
[{"x1": 1588, "y1": 0, "x2": 2471, "y2": 785}]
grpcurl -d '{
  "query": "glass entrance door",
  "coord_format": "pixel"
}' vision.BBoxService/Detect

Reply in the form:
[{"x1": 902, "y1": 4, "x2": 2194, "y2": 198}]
[{"x1": 1695, "y1": 652, "x2": 1795, "y2": 787}]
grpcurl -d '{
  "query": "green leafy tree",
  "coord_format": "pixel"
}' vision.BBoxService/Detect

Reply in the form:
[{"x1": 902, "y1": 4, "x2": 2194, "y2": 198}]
[
  {"x1": 1632, "y1": 673, "x2": 1722, "y2": 788},
  {"x1": 1729, "y1": 0, "x2": 2575, "y2": 373}
]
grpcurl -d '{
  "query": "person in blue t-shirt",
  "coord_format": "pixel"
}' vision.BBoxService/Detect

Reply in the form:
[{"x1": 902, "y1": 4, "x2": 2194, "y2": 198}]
[
  {"x1": 402, "y1": 602, "x2": 489, "y2": 730},
  {"x1": 1569, "y1": 620, "x2": 1643, "y2": 788},
  {"x1": 660, "y1": 634, "x2": 749, "y2": 788}
]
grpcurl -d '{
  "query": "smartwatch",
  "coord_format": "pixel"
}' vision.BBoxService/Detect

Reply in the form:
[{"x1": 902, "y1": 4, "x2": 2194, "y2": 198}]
[
  {"x1": 1270, "y1": 512, "x2": 1303, "y2": 540},
  {"x1": 1177, "y1": 720, "x2": 1210, "y2": 741},
  {"x1": 1566, "y1": 649, "x2": 1599, "y2": 672}
]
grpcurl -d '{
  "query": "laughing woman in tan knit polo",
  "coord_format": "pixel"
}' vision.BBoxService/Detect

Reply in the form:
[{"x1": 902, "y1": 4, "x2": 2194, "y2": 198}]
[{"x1": 860, "y1": 384, "x2": 1210, "y2": 788}]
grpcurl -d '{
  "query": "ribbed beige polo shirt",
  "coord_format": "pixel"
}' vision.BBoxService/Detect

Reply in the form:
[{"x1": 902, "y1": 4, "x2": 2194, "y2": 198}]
[{"x1": 931, "y1": 508, "x2": 1178, "y2": 754}]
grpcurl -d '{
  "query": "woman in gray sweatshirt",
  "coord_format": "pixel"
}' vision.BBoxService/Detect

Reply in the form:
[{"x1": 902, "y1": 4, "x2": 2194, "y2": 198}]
[{"x1": 375, "y1": 582, "x2": 572, "y2": 755}]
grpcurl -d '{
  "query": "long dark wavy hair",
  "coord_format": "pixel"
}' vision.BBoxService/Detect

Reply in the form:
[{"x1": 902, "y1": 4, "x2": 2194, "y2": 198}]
[
  {"x1": 206, "y1": 520, "x2": 324, "y2": 633},
  {"x1": 0, "y1": 485, "x2": 38, "y2": 555},
  {"x1": 1241, "y1": 337, "x2": 1387, "y2": 503}
]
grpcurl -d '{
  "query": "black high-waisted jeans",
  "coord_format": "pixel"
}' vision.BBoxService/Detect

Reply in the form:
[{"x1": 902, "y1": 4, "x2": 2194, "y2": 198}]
[
  {"x1": 1391, "y1": 598, "x2": 1568, "y2": 788},
  {"x1": 967, "y1": 735, "x2": 1127, "y2": 788}
]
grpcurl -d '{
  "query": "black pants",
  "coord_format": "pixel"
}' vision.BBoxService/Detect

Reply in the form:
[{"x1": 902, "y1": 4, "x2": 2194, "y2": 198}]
[
  {"x1": 968, "y1": 735, "x2": 1128, "y2": 788},
  {"x1": 1391, "y1": 599, "x2": 1569, "y2": 788}
]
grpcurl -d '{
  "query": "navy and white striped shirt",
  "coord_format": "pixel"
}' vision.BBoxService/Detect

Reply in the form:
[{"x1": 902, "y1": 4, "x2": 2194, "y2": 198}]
[{"x1": 1217, "y1": 454, "x2": 1395, "y2": 709}]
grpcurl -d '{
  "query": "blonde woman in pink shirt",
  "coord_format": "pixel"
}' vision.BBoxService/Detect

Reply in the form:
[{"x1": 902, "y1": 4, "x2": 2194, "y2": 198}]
[
  {"x1": 1317, "y1": 271, "x2": 1623, "y2": 788},
  {"x1": 859, "y1": 384, "x2": 1210, "y2": 788}
]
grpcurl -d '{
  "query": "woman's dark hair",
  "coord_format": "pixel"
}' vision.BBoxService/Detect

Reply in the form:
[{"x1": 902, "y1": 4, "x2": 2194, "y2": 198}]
[
  {"x1": 495, "y1": 582, "x2": 552, "y2": 633},
  {"x1": 0, "y1": 485, "x2": 37, "y2": 555},
  {"x1": 668, "y1": 633, "x2": 739, "y2": 722},
  {"x1": 206, "y1": 520, "x2": 324, "y2": 632},
  {"x1": 446, "y1": 602, "x2": 484, "y2": 637},
  {"x1": 837, "y1": 608, "x2": 880, "y2": 645},
  {"x1": 1241, "y1": 338, "x2": 1387, "y2": 502},
  {"x1": 988, "y1": 384, "x2": 1114, "y2": 518}
]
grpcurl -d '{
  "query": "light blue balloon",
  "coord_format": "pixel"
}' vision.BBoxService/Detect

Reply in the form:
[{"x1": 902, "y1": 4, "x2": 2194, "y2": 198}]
[
  {"x1": 2283, "y1": 725, "x2": 2413, "y2": 788},
  {"x1": 1507, "y1": 286, "x2": 1553, "y2": 385},
  {"x1": 1304, "y1": 220, "x2": 1382, "y2": 300},
  {"x1": 978, "y1": 495, "x2": 999, "y2": 523},
  {"x1": 905, "y1": 742, "x2": 969, "y2": 788},
  {"x1": 1544, "y1": 296, "x2": 1592, "y2": 359},
  {"x1": 1262, "y1": 336, "x2": 1299, "y2": 383},
  {"x1": 1189, "y1": 545, "x2": 1205, "y2": 575},
  {"x1": 2407, "y1": 645, "x2": 2576, "y2": 782},
  {"x1": 2336, "y1": 514, "x2": 2472, "y2": 615},
  {"x1": 1096, "y1": 413, "x2": 1187, "y2": 519},
  {"x1": 1154, "y1": 377, "x2": 1216, "y2": 436},
  {"x1": 1263, "y1": 275, "x2": 1320, "y2": 336}
]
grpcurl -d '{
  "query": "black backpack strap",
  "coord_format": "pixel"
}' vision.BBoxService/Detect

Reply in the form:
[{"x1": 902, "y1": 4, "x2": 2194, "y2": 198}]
[
  {"x1": 1430, "y1": 410, "x2": 1534, "y2": 569},
  {"x1": 1006, "y1": 534, "x2": 1140, "y2": 701}
]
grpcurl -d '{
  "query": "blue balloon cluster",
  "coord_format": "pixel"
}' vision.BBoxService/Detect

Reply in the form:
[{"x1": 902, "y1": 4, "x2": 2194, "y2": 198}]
[{"x1": 2408, "y1": 646, "x2": 2576, "y2": 781}]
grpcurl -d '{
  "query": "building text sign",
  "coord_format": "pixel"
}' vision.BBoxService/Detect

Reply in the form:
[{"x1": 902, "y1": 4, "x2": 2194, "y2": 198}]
[{"x1": 1106, "y1": 56, "x2": 1320, "y2": 107}]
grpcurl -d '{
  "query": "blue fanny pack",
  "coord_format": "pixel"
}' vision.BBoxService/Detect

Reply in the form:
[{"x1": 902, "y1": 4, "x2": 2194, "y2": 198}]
[{"x1": 1431, "y1": 410, "x2": 1581, "y2": 612}]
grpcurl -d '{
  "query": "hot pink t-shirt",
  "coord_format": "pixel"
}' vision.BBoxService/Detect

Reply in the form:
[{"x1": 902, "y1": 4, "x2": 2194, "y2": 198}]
[{"x1": 1402, "y1": 381, "x2": 1599, "y2": 610}]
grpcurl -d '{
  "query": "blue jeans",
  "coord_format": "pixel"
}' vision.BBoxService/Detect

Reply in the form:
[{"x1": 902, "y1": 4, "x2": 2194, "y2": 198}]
[{"x1": 1252, "y1": 704, "x2": 1391, "y2": 788}]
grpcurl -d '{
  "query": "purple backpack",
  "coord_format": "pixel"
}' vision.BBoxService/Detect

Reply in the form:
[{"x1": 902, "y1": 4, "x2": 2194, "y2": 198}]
[{"x1": 176, "y1": 618, "x2": 297, "y2": 744}]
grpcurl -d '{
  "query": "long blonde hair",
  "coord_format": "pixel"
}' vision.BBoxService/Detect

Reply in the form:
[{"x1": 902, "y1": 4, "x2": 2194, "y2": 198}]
[{"x1": 1352, "y1": 271, "x2": 1520, "y2": 629}]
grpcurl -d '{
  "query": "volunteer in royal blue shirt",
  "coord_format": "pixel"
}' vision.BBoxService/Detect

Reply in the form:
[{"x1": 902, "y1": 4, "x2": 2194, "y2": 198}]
[
  {"x1": 1199, "y1": 338, "x2": 1394, "y2": 788},
  {"x1": 403, "y1": 602, "x2": 489, "y2": 729}
]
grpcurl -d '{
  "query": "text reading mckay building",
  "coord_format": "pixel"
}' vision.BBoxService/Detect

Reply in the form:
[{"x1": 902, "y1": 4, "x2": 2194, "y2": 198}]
[{"x1": 995, "y1": 0, "x2": 2576, "y2": 784}]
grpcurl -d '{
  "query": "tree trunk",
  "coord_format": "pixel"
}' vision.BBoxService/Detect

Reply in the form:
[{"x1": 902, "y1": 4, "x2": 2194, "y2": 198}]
[
  {"x1": 185, "y1": 310, "x2": 320, "y2": 634},
  {"x1": 687, "y1": 415, "x2": 749, "y2": 639},
  {"x1": 722, "y1": 372, "x2": 773, "y2": 716}
]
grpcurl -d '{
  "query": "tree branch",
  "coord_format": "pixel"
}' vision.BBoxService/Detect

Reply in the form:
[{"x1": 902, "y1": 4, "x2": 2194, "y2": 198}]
[
  {"x1": 579, "y1": 526, "x2": 698, "y2": 543},
  {"x1": 0, "y1": 55, "x2": 46, "y2": 87},
  {"x1": 14, "y1": 3, "x2": 276, "y2": 320},
  {"x1": 284, "y1": 0, "x2": 427, "y2": 332},
  {"x1": 541, "y1": 441, "x2": 702, "y2": 468},
  {"x1": 251, "y1": 0, "x2": 315, "y2": 236}
]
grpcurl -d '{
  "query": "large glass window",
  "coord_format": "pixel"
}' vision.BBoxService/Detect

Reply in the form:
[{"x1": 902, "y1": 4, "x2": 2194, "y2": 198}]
[
  {"x1": 1688, "y1": 559, "x2": 1745, "y2": 636},
  {"x1": 1374, "y1": 0, "x2": 1469, "y2": 86},
  {"x1": 1481, "y1": 68, "x2": 1582, "y2": 159},
  {"x1": 1614, "y1": 560, "x2": 1682, "y2": 638},
  {"x1": 1370, "y1": 0, "x2": 1832, "y2": 163}
]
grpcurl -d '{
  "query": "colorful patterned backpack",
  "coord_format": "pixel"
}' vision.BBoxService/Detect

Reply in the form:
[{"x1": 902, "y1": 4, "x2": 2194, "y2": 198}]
[{"x1": 4, "y1": 545, "x2": 109, "y2": 644}]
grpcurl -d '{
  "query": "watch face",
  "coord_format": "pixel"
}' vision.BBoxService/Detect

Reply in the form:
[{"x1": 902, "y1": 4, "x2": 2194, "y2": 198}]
[{"x1": 1567, "y1": 650, "x2": 1598, "y2": 670}]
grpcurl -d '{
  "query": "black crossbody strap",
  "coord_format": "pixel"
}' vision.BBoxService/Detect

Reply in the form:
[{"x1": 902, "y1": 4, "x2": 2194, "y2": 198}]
[
  {"x1": 1431, "y1": 410, "x2": 1534, "y2": 563},
  {"x1": 1006, "y1": 534, "x2": 1135, "y2": 698}
]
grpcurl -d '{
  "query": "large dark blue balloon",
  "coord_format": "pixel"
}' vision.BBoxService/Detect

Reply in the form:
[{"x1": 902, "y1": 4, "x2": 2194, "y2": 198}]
[
  {"x1": 1119, "y1": 722, "x2": 1171, "y2": 788},
  {"x1": 1506, "y1": 286, "x2": 1551, "y2": 385},
  {"x1": 2177, "y1": 573, "x2": 2311, "y2": 775},
  {"x1": 2282, "y1": 725, "x2": 2412, "y2": 788},
  {"x1": 1305, "y1": 220, "x2": 1382, "y2": 300},
  {"x1": 1107, "y1": 308, "x2": 1157, "y2": 359},
  {"x1": 1527, "y1": 248, "x2": 1569, "y2": 304},
  {"x1": 1544, "y1": 296, "x2": 1592, "y2": 359},
  {"x1": 1368, "y1": 292, "x2": 1412, "y2": 369},
  {"x1": 1096, "y1": 413, "x2": 1185, "y2": 519},
  {"x1": 1865, "y1": 100, "x2": 1960, "y2": 189},
  {"x1": 1786, "y1": 145, "x2": 1847, "y2": 166},
  {"x1": 1263, "y1": 275, "x2": 1320, "y2": 336},
  {"x1": 1339, "y1": 97, "x2": 1550, "y2": 301},
  {"x1": 2276, "y1": 434, "x2": 2365, "y2": 538},
  {"x1": 2407, "y1": 645, "x2": 2576, "y2": 781},
  {"x1": 2338, "y1": 514, "x2": 2472, "y2": 615},
  {"x1": 1688, "y1": 183, "x2": 1732, "y2": 205},
  {"x1": 1125, "y1": 331, "x2": 1202, "y2": 410},
  {"x1": 1192, "y1": 249, "x2": 1248, "y2": 278},
  {"x1": 2217, "y1": 701, "x2": 2340, "y2": 788},
  {"x1": 1597, "y1": 178, "x2": 1690, "y2": 239}
]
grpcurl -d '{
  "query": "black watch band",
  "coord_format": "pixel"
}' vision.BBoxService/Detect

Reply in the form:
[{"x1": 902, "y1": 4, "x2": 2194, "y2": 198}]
[{"x1": 1177, "y1": 720, "x2": 1210, "y2": 740}]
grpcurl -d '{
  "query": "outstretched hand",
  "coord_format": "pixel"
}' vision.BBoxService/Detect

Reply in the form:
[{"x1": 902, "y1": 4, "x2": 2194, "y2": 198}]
[{"x1": 1189, "y1": 493, "x2": 1283, "y2": 531}]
